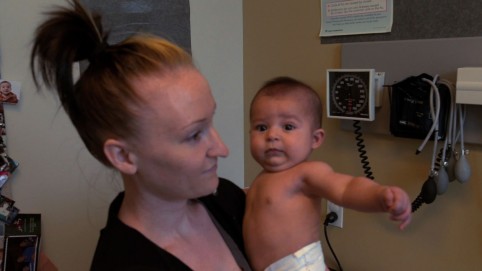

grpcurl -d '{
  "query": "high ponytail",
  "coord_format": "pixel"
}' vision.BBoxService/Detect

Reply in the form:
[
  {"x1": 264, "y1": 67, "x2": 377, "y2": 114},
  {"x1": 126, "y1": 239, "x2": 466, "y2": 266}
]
[
  {"x1": 30, "y1": 0, "x2": 106, "y2": 115},
  {"x1": 30, "y1": 0, "x2": 193, "y2": 167}
]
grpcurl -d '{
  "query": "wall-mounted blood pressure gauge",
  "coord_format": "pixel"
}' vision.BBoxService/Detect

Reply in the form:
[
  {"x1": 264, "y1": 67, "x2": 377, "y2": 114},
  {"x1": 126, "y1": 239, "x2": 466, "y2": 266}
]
[{"x1": 327, "y1": 69, "x2": 375, "y2": 121}]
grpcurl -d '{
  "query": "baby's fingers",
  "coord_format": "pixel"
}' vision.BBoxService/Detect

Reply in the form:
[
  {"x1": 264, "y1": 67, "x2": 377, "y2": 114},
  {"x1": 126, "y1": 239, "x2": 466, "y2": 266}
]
[
  {"x1": 386, "y1": 187, "x2": 412, "y2": 230},
  {"x1": 389, "y1": 203, "x2": 412, "y2": 230}
]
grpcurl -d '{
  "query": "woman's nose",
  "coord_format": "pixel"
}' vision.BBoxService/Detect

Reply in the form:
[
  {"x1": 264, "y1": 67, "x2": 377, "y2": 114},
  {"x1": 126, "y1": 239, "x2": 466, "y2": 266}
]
[{"x1": 208, "y1": 127, "x2": 229, "y2": 157}]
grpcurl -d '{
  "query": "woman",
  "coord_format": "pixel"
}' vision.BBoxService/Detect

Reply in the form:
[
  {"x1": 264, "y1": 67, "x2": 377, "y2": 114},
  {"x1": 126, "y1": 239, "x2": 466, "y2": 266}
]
[{"x1": 30, "y1": 1, "x2": 251, "y2": 270}]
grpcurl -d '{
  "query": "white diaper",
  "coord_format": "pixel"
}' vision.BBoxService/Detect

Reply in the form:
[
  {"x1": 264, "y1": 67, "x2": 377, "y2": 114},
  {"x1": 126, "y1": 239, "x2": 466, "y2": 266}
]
[{"x1": 264, "y1": 241, "x2": 327, "y2": 271}]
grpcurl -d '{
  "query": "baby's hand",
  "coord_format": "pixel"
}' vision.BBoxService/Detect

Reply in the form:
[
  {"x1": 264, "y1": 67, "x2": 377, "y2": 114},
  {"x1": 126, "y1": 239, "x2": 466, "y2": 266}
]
[{"x1": 382, "y1": 186, "x2": 412, "y2": 230}]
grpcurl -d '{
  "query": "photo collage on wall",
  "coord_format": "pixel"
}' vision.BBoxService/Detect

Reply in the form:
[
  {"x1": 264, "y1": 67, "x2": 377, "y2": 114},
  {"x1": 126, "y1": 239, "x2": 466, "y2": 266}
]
[
  {"x1": 1, "y1": 214, "x2": 41, "y2": 271},
  {"x1": 0, "y1": 72, "x2": 23, "y2": 269},
  {"x1": 0, "y1": 76, "x2": 22, "y2": 270}
]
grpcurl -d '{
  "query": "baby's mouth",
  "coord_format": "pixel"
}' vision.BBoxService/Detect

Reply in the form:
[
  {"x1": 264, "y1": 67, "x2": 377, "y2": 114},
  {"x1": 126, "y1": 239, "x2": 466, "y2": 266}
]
[{"x1": 265, "y1": 148, "x2": 283, "y2": 157}]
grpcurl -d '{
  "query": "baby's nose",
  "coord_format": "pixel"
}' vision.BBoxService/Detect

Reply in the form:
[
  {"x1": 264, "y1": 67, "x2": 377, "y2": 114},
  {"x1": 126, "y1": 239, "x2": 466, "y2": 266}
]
[{"x1": 266, "y1": 128, "x2": 280, "y2": 141}]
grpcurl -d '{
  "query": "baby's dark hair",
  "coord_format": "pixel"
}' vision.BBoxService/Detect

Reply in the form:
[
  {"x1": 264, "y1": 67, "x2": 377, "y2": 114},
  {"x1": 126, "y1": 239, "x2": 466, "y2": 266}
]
[
  {"x1": 30, "y1": 0, "x2": 193, "y2": 166},
  {"x1": 251, "y1": 76, "x2": 323, "y2": 128}
]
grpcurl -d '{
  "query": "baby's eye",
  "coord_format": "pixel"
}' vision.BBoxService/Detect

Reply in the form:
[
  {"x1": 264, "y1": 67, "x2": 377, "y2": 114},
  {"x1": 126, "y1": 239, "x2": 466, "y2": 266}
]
[
  {"x1": 255, "y1": 124, "x2": 267, "y2": 132},
  {"x1": 284, "y1": 124, "x2": 295, "y2": 131}
]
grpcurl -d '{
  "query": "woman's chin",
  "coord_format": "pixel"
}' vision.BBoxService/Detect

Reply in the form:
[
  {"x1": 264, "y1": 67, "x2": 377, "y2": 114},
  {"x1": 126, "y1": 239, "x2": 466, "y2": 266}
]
[{"x1": 198, "y1": 175, "x2": 220, "y2": 197}]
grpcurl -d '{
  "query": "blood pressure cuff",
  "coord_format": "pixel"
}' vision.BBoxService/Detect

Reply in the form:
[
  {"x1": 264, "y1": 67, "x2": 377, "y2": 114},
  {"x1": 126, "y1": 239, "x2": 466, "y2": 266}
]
[{"x1": 389, "y1": 73, "x2": 451, "y2": 140}]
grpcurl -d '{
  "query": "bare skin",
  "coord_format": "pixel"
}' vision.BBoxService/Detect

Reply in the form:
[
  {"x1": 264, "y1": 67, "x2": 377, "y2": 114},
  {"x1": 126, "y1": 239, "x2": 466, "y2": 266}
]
[
  {"x1": 244, "y1": 163, "x2": 323, "y2": 271},
  {"x1": 244, "y1": 161, "x2": 410, "y2": 271},
  {"x1": 244, "y1": 90, "x2": 411, "y2": 271}
]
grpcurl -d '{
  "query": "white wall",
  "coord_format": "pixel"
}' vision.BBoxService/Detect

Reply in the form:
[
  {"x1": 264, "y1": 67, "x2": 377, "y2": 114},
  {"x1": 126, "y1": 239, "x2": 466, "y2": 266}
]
[
  {"x1": 190, "y1": 0, "x2": 244, "y2": 187},
  {"x1": 0, "y1": 0, "x2": 243, "y2": 270}
]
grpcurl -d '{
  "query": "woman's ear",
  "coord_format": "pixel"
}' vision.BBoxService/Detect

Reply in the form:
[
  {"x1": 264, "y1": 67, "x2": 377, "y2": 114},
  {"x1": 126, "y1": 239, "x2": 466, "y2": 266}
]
[
  {"x1": 311, "y1": 128, "x2": 325, "y2": 149},
  {"x1": 103, "y1": 139, "x2": 138, "y2": 174}
]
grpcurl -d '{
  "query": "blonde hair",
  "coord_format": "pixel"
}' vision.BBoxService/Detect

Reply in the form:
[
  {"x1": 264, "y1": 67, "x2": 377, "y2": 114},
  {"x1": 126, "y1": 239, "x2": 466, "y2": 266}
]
[{"x1": 31, "y1": 0, "x2": 193, "y2": 166}]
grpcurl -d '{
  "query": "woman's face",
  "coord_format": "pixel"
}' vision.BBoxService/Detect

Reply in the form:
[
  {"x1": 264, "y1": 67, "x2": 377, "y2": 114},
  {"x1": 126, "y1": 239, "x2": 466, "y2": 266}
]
[{"x1": 130, "y1": 68, "x2": 229, "y2": 201}]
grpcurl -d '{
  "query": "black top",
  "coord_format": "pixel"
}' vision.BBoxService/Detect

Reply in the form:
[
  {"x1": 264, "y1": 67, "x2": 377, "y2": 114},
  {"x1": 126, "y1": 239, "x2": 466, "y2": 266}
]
[{"x1": 90, "y1": 178, "x2": 249, "y2": 271}]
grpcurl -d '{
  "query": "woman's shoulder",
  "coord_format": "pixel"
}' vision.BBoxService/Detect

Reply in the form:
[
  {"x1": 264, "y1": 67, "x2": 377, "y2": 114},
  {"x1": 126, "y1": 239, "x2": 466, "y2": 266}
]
[
  {"x1": 202, "y1": 177, "x2": 245, "y2": 211},
  {"x1": 199, "y1": 177, "x2": 245, "y2": 230},
  {"x1": 217, "y1": 177, "x2": 244, "y2": 195},
  {"x1": 199, "y1": 177, "x2": 247, "y2": 255}
]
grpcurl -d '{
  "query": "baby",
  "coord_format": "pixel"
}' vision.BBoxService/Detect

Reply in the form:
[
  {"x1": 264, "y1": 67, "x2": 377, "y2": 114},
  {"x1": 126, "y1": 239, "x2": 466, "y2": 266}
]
[
  {"x1": 0, "y1": 81, "x2": 18, "y2": 104},
  {"x1": 243, "y1": 76, "x2": 411, "y2": 271}
]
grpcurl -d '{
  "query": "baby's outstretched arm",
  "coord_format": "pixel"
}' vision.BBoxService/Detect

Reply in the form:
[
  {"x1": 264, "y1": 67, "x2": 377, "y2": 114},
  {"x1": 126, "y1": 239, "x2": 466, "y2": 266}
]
[
  {"x1": 381, "y1": 186, "x2": 412, "y2": 230},
  {"x1": 300, "y1": 162, "x2": 412, "y2": 229}
]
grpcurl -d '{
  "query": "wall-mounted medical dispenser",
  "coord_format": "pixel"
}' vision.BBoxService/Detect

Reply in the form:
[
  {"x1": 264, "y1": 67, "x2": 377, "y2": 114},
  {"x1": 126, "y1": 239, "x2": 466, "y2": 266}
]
[{"x1": 456, "y1": 67, "x2": 482, "y2": 105}]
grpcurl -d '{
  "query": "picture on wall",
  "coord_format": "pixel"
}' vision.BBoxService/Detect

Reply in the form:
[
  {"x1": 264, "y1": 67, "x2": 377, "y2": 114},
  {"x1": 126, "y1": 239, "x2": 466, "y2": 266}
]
[{"x1": 0, "y1": 80, "x2": 20, "y2": 105}]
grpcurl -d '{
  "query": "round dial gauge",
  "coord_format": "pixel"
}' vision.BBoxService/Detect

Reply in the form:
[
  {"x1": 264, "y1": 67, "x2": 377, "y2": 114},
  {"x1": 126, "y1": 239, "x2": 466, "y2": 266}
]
[{"x1": 331, "y1": 74, "x2": 369, "y2": 116}]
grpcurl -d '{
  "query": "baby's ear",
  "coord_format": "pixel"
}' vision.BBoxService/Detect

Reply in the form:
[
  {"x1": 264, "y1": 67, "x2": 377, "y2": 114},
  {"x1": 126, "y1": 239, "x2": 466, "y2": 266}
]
[
  {"x1": 311, "y1": 128, "x2": 325, "y2": 149},
  {"x1": 103, "y1": 139, "x2": 138, "y2": 174}
]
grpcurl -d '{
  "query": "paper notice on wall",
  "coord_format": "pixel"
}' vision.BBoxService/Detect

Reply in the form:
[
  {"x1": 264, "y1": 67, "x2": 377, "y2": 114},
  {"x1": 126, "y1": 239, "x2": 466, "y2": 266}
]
[{"x1": 320, "y1": 0, "x2": 393, "y2": 37}]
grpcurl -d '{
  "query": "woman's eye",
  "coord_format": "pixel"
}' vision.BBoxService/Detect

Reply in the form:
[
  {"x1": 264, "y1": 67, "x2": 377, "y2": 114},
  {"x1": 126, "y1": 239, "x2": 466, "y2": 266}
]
[
  {"x1": 188, "y1": 131, "x2": 203, "y2": 142},
  {"x1": 284, "y1": 124, "x2": 295, "y2": 131}
]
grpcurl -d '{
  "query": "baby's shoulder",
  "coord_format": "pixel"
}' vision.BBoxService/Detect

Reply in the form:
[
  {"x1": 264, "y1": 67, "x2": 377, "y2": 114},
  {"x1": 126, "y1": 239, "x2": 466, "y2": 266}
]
[{"x1": 296, "y1": 160, "x2": 332, "y2": 172}]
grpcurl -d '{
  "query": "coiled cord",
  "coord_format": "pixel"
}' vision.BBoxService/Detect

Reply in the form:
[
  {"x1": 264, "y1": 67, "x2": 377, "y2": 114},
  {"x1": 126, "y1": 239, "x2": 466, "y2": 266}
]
[
  {"x1": 411, "y1": 175, "x2": 437, "y2": 212},
  {"x1": 434, "y1": 145, "x2": 452, "y2": 172},
  {"x1": 353, "y1": 120, "x2": 374, "y2": 180}
]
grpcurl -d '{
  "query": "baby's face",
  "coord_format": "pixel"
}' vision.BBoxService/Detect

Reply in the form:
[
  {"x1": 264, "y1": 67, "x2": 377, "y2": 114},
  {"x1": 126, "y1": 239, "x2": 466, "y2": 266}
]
[
  {"x1": 0, "y1": 83, "x2": 12, "y2": 94},
  {"x1": 249, "y1": 94, "x2": 318, "y2": 172}
]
